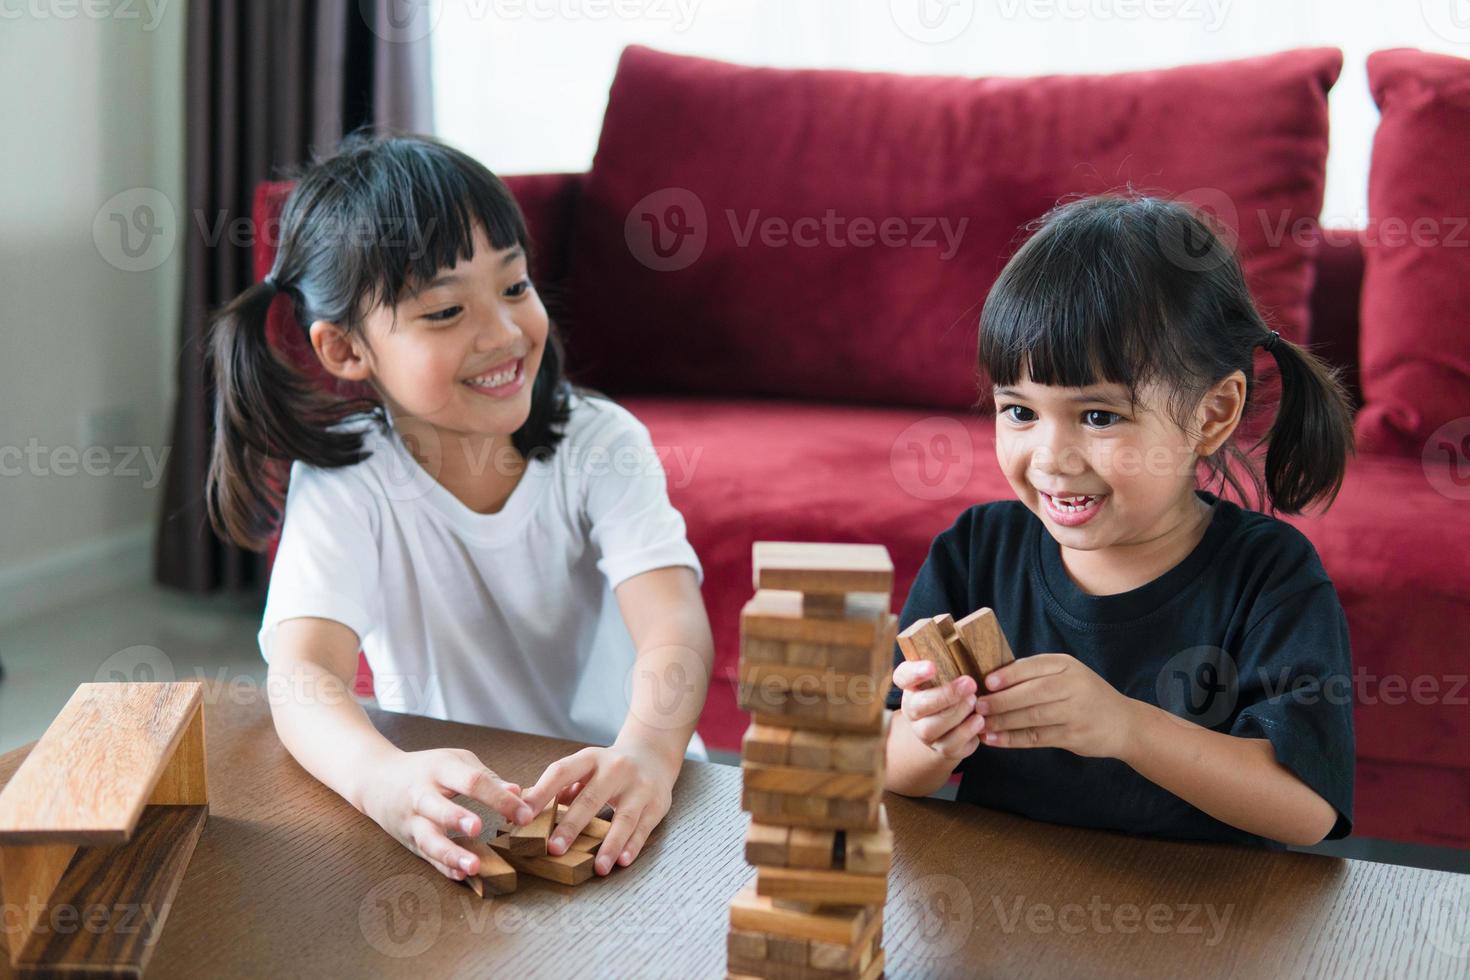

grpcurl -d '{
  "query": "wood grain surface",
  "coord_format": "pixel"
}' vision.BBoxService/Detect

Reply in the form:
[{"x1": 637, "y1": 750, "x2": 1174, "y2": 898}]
[{"x1": 1, "y1": 682, "x2": 1465, "y2": 979}]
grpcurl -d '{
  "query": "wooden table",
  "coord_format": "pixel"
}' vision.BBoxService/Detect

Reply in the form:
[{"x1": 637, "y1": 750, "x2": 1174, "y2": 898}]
[{"x1": 0, "y1": 682, "x2": 1464, "y2": 979}]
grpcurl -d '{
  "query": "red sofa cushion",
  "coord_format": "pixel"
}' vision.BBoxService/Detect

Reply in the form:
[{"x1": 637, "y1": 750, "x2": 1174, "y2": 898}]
[
  {"x1": 1356, "y1": 48, "x2": 1470, "y2": 458},
  {"x1": 568, "y1": 46, "x2": 1341, "y2": 412},
  {"x1": 623, "y1": 397, "x2": 1470, "y2": 777}
]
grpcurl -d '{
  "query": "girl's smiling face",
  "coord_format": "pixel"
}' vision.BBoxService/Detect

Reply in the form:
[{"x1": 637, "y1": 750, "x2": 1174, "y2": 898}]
[
  {"x1": 993, "y1": 367, "x2": 1236, "y2": 554},
  {"x1": 354, "y1": 223, "x2": 547, "y2": 438}
]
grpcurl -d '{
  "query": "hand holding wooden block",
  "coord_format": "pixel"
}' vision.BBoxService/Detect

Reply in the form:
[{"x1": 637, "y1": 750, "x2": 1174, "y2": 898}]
[{"x1": 898, "y1": 605, "x2": 1016, "y2": 688}]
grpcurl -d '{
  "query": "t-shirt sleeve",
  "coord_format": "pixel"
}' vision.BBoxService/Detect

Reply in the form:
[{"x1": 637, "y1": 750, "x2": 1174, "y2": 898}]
[
  {"x1": 885, "y1": 509, "x2": 975, "y2": 711},
  {"x1": 1228, "y1": 579, "x2": 1356, "y2": 840},
  {"x1": 257, "y1": 461, "x2": 381, "y2": 663},
  {"x1": 582, "y1": 405, "x2": 703, "y2": 590}
]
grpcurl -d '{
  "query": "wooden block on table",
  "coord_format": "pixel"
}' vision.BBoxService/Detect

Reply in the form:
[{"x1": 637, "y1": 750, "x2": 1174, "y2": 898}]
[
  {"x1": 490, "y1": 833, "x2": 595, "y2": 885},
  {"x1": 741, "y1": 590, "x2": 894, "y2": 649},
  {"x1": 461, "y1": 838, "x2": 517, "y2": 897},
  {"x1": 729, "y1": 884, "x2": 873, "y2": 945},
  {"x1": 742, "y1": 762, "x2": 881, "y2": 801},
  {"x1": 842, "y1": 806, "x2": 891, "y2": 875},
  {"x1": 752, "y1": 542, "x2": 894, "y2": 596},
  {"x1": 956, "y1": 606, "x2": 1016, "y2": 677},
  {"x1": 756, "y1": 866, "x2": 888, "y2": 907},
  {"x1": 743, "y1": 723, "x2": 793, "y2": 766},
  {"x1": 745, "y1": 821, "x2": 790, "y2": 866},
  {"x1": 506, "y1": 796, "x2": 557, "y2": 856}
]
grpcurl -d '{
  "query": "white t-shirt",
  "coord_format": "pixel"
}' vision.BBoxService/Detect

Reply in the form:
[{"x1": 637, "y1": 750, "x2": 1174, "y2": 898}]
[{"x1": 257, "y1": 392, "x2": 706, "y2": 756}]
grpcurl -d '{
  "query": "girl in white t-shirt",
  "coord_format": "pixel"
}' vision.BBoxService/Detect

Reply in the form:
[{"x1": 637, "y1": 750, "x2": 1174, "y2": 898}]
[{"x1": 205, "y1": 132, "x2": 713, "y2": 884}]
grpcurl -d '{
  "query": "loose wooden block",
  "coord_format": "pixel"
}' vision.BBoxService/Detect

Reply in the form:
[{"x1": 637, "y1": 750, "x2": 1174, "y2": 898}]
[
  {"x1": 0, "y1": 681, "x2": 210, "y2": 978},
  {"x1": 745, "y1": 821, "x2": 791, "y2": 866},
  {"x1": 507, "y1": 795, "x2": 557, "y2": 856},
  {"x1": 741, "y1": 591, "x2": 894, "y2": 648},
  {"x1": 843, "y1": 806, "x2": 892, "y2": 875},
  {"x1": 489, "y1": 833, "x2": 595, "y2": 885},
  {"x1": 743, "y1": 724, "x2": 793, "y2": 766},
  {"x1": 752, "y1": 542, "x2": 894, "y2": 595},
  {"x1": 897, "y1": 618, "x2": 963, "y2": 688},
  {"x1": 956, "y1": 607, "x2": 1016, "y2": 677},
  {"x1": 729, "y1": 885, "x2": 872, "y2": 945},
  {"x1": 756, "y1": 866, "x2": 888, "y2": 907},
  {"x1": 742, "y1": 762, "x2": 881, "y2": 801},
  {"x1": 461, "y1": 838, "x2": 517, "y2": 897}
]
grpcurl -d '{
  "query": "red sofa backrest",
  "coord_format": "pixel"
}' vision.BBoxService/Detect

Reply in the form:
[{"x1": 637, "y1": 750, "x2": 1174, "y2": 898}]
[{"x1": 252, "y1": 175, "x2": 1368, "y2": 411}]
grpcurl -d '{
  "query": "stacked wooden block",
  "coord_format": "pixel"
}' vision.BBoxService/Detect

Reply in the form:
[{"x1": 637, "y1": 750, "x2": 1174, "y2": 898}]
[{"x1": 728, "y1": 542, "x2": 897, "y2": 980}]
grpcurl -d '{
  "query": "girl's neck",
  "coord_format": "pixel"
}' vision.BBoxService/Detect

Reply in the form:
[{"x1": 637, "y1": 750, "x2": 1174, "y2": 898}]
[
  {"x1": 1059, "y1": 491, "x2": 1215, "y2": 597},
  {"x1": 392, "y1": 413, "x2": 526, "y2": 516}
]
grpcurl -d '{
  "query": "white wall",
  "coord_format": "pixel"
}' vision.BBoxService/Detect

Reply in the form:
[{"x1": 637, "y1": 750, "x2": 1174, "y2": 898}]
[
  {"x1": 0, "y1": 1, "x2": 185, "y2": 621},
  {"x1": 432, "y1": 0, "x2": 1470, "y2": 225}
]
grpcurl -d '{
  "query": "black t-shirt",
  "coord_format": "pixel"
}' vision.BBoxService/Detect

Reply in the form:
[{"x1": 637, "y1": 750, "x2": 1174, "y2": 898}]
[{"x1": 886, "y1": 490, "x2": 1355, "y2": 848}]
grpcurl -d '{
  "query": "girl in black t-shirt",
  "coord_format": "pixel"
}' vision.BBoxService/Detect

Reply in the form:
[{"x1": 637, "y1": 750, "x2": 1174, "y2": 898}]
[{"x1": 885, "y1": 195, "x2": 1357, "y2": 847}]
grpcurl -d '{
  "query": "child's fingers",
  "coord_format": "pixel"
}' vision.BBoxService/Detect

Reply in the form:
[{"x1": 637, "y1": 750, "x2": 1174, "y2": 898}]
[
  {"x1": 437, "y1": 759, "x2": 531, "y2": 825},
  {"x1": 977, "y1": 675, "x2": 1065, "y2": 716},
  {"x1": 903, "y1": 675, "x2": 976, "y2": 722},
  {"x1": 909, "y1": 694, "x2": 977, "y2": 746},
  {"x1": 522, "y1": 748, "x2": 599, "y2": 815},
  {"x1": 931, "y1": 712, "x2": 985, "y2": 760},
  {"x1": 407, "y1": 814, "x2": 475, "y2": 880},
  {"x1": 413, "y1": 785, "x2": 482, "y2": 837},
  {"x1": 892, "y1": 660, "x2": 937, "y2": 691},
  {"x1": 557, "y1": 781, "x2": 585, "y2": 806},
  {"x1": 614, "y1": 807, "x2": 661, "y2": 868},
  {"x1": 594, "y1": 806, "x2": 641, "y2": 876},
  {"x1": 550, "y1": 769, "x2": 617, "y2": 856},
  {"x1": 982, "y1": 699, "x2": 1069, "y2": 734}
]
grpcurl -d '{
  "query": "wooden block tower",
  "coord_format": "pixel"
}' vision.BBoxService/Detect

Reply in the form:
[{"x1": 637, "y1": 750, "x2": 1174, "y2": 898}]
[{"x1": 727, "y1": 542, "x2": 896, "y2": 980}]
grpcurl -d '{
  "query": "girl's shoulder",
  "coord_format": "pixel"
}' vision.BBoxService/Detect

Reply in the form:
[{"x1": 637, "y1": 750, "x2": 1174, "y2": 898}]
[{"x1": 559, "y1": 390, "x2": 652, "y2": 448}]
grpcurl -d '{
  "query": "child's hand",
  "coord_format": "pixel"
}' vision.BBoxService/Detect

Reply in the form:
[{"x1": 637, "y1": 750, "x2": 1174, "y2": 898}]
[
  {"x1": 357, "y1": 747, "x2": 534, "y2": 882},
  {"x1": 977, "y1": 654, "x2": 1137, "y2": 759},
  {"x1": 520, "y1": 744, "x2": 677, "y2": 877},
  {"x1": 893, "y1": 660, "x2": 987, "y2": 761}
]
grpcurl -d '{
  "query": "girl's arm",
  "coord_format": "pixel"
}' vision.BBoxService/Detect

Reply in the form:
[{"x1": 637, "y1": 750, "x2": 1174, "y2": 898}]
[
  {"x1": 265, "y1": 616, "x2": 533, "y2": 880},
  {"x1": 977, "y1": 654, "x2": 1340, "y2": 846},
  {"x1": 885, "y1": 661, "x2": 986, "y2": 797},
  {"x1": 521, "y1": 565, "x2": 713, "y2": 875},
  {"x1": 1117, "y1": 699, "x2": 1339, "y2": 846}
]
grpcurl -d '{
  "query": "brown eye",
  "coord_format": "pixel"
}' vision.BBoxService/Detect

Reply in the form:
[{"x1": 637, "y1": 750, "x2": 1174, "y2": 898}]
[
  {"x1": 1084, "y1": 410, "x2": 1122, "y2": 428},
  {"x1": 504, "y1": 279, "x2": 532, "y2": 298},
  {"x1": 423, "y1": 305, "x2": 461, "y2": 322},
  {"x1": 1000, "y1": 405, "x2": 1035, "y2": 423}
]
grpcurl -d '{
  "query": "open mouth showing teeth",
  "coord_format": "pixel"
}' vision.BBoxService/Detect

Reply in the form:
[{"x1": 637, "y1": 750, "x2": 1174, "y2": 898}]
[
  {"x1": 463, "y1": 361, "x2": 521, "y2": 388},
  {"x1": 1046, "y1": 493, "x2": 1102, "y2": 511}
]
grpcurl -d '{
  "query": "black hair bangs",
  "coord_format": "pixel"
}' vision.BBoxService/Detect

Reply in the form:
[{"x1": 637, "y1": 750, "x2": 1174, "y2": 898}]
[
  {"x1": 282, "y1": 131, "x2": 530, "y2": 329},
  {"x1": 978, "y1": 195, "x2": 1227, "y2": 424}
]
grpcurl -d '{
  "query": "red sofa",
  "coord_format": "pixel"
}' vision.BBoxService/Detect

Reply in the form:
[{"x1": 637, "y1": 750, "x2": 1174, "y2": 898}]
[{"x1": 256, "y1": 46, "x2": 1470, "y2": 849}]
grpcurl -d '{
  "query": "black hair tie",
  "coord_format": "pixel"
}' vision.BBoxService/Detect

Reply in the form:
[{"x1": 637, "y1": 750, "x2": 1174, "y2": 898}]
[{"x1": 1261, "y1": 329, "x2": 1281, "y2": 353}]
